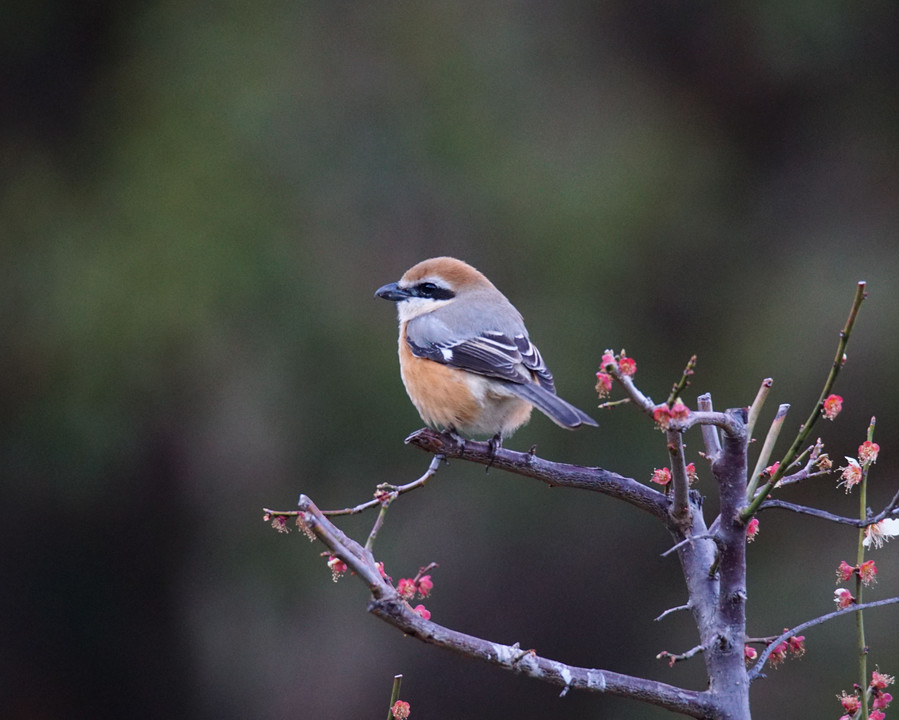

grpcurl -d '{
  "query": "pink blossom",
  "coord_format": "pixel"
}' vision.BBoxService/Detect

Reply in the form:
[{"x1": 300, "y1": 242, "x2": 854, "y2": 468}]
[
  {"x1": 416, "y1": 575, "x2": 434, "y2": 597},
  {"x1": 745, "y1": 518, "x2": 760, "y2": 543},
  {"x1": 839, "y1": 690, "x2": 861, "y2": 713},
  {"x1": 836, "y1": 560, "x2": 855, "y2": 584},
  {"x1": 838, "y1": 457, "x2": 862, "y2": 493},
  {"x1": 650, "y1": 467, "x2": 672, "y2": 486},
  {"x1": 871, "y1": 670, "x2": 896, "y2": 690},
  {"x1": 670, "y1": 401, "x2": 690, "y2": 420},
  {"x1": 391, "y1": 700, "x2": 411, "y2": 719},
  {"x1": 859, "y1": 559, "x2": 878, "y2": 586},
  {"x1": 595, "y1": 372, "x2": 613, "y2": 397},
  {"x1": 618, "y1": 355, "x2": 637, "y2": 376},
  {"x1": 768, "y1": 641, "x2": 788, "y2": 667},
  {"x1": 859, "y1": 440, "x2": 880, "y2": 465},
  {"x1": 327, "y1": 555, "x2": 347, "y2": 582},
  {"x1": 397, "y1": 578, "x2": 416, "y2": 599},
  {"x1": 685, "y1": 462, "x2": 698, "y2": 485},
  {"x1": 834, "y1": 588, "x2": 856, "y2": 609},
  {"x1": 822, "y1": 394, "x2": 843, "y2": 420},
  {"x1": 653, "y1": 405, "x2": 672, "y2": 429}
]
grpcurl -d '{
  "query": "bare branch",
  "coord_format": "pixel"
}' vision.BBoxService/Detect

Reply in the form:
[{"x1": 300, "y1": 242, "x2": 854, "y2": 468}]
[
  {"x1": 327, "y1": 454, "x2": 444, "y2": 516},
  {"x1": 745, "y1": 378, "x2": 773, "y2": 443},
  {"x1": 667, "y1": 430, "x2": 691, "y2": 525},
  {"x1": 294, "y1": 494, "x2": 716, "y2": 718},
  {"x1": 697, "y1": 393, "x2": 721, "y2": 459},
  {"x1": 654, "y1": 603, "x2": 691, "y2": 622},
  {"x1": 405, "y1": 428, "x2": 670, "y2": 520},
  {"x1": 759, "y1": 489, "x2": 899, "y2": 527},
  {"x1": 657, "y1": 645, "x2": 704, "y2": 666},
  {"x1": 746, "y1": 403, "x2": 789, "y2": 500},
  {"x1": 749, "y1": 596, "x2": 899, "y2": 680}
]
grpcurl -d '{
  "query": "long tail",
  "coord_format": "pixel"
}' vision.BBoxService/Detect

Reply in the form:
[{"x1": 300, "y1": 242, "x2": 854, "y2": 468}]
[{"x1": 506, "y1": 381, "x2": 598, "y2": 429}]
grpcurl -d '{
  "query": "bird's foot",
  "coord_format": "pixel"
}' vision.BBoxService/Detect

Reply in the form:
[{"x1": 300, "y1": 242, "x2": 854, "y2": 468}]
[{"x1": 485, "y1": 433, "x2": 502, "y2": 472}]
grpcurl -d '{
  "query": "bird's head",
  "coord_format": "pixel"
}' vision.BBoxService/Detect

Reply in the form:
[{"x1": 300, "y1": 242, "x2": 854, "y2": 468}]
[{"x1": 375, "y1": 257, "x2": 494, "y2": 322}]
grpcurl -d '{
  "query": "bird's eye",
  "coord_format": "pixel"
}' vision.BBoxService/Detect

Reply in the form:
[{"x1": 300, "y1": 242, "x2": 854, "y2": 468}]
[{"x1": 412, "y1": 281, "x2": 455, "y2": 301}]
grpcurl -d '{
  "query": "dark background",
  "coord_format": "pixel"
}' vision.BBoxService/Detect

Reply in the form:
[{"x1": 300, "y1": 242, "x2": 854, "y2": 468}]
[{"x1": 3, "y1": 2, "x2": 899, "y2": 718}]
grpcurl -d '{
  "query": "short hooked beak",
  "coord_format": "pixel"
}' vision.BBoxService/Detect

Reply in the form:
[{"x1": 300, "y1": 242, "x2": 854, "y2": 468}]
[{"x1": 375, "y1": 282, "x2": 411, "y2": 302}]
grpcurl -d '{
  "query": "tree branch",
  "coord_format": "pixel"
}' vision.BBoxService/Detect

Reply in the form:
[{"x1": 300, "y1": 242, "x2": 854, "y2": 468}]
[
  {"x1": 748, "y1": 597, "x2": 899, "y2": 680},
  {"x1": 404, "y1": 428, "x2": 670, "y2": 520},
  {"x1": 294, "y1": 493, "x2": 716, "y2": 719},
  {"x1": 696, "y1": 394, "x2": 721, "y2": 460},
  {"x1": 758, "y1": 488, "x2": 899, "y2": 527},
  {"x1": 667, "y1": 430, "x2": 691, "y2": 525}
]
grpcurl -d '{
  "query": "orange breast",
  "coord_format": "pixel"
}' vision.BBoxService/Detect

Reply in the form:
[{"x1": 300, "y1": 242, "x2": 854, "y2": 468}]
[
  {"x1": 398, "y1": 329, "x2": 481, "y2": 429},
  {"x1": 397, "y1": 325, "x2": 533, "y2": 437}
]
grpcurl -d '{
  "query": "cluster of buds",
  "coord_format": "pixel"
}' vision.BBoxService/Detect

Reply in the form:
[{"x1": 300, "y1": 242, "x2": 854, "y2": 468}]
[
  {"x1": 596, "y1": 349, "x2": 636, "y2": 398},
  {"x1": 392, "y1": 567, "x2": 436, "y2": 620},
  {"x1": 838, "y1": 441, "x2": 881, "y2": 493},
  {"x1": 838, "y1": 670, "x2": 894, "y2": 719},
  {"x1": 836, "y1": 559, "x2": 878, "y2": 587},
  {"x1": 652, "y1": 401, "x2": 690, "y2": 430},
  {"x1": 397, "y1": 574, "x2": 434, "y2": 600},
  {"x1": 648, "y1": 464, "x2": 697, "y2": 487},
  {"x1": 768, "y1": 633, "x2": 806, "y2": 667},
  {"x1": 744, "y1": 633, "x2": 805, "y2": 666}
]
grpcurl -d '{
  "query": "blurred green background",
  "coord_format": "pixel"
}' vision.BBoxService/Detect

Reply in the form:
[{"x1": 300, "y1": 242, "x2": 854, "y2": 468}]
[{"x1": 3, "y1": 1, "x2": 899, "y2": 718}]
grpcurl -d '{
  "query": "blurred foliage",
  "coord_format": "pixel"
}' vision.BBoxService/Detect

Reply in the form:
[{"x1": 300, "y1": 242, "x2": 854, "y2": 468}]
[{"x1": 3, "y1": 1, "x2": 899, "y2": 718}]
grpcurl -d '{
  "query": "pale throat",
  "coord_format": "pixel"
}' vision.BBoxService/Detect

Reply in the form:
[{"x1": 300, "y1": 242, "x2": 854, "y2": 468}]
[{"x1": 396, "y1": 297, "x2": 453, "y2": 323}]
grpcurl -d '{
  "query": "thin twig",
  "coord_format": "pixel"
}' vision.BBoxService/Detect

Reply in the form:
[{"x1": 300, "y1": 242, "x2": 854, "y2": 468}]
[
  {"x1": 328, "y1": 455, "x2": 444, "y2": 516},
  {"x1": 365, "y1": 503, "x2": 391, "y2": 551},
  {"x1": 386, "y1": 675, "x2": 403, "y2": 720},
  {"x1": 666, "y1": 355, "x2": 697, "y2": 406},
  {"x1": 743, "y1": 281, "x2": 868, "y2": 520},
  {"x1": 654, "y1": 604, "x2": 691, "y2": 622},
  {"x1": 746, "y1": 404, "x2": 789, "y2": 500},
  {"x1": 745, "y1": 378, "x2": 774, "y2": 443},
  {"x1": 661, "y1": 533, "x2": 719, "y2": 558},
  {"x1": 657, "y1": 645, "x2": 704, "y2": 666},
  {"x1": 749, "y1": 597, "x2": 899, "y2": 680},
  {"x1": 262, "y1": 455, "x2": 444, "y2": 520}
]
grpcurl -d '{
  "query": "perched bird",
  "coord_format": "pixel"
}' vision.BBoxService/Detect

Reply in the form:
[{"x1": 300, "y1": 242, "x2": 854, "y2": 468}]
[{"x1": 375, "y1": 257, "x2": 597, "y2": 445}]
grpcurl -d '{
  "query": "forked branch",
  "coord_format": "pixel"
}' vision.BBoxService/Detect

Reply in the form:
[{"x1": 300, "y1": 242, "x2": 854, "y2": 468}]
[{"x1": 293, "y1": 494, "x2": 716, "y2": 719}]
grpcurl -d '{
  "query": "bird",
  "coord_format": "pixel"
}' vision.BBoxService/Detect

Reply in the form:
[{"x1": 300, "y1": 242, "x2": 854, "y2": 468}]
[{"x1": 375, "y1": 257, "x2": 597, "y2": 447}]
